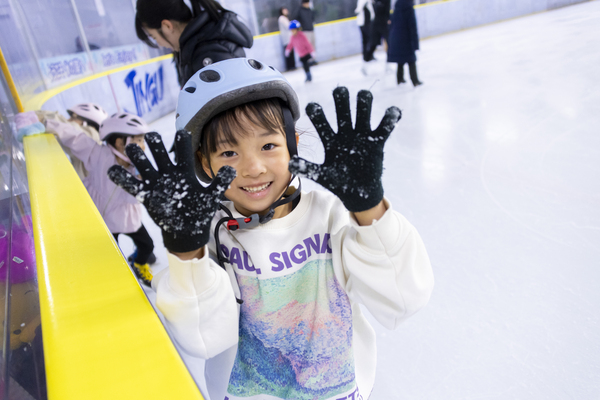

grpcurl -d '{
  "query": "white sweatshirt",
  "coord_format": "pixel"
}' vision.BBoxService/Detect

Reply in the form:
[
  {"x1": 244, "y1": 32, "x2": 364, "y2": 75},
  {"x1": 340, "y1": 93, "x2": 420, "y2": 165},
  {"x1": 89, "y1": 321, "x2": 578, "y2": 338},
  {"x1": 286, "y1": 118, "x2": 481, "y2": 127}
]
[
  {"x1": 45, "y1": 120, "x2": 142, "y2": 234},
  {"x1": 153, "y1": 189, "x2": 434, "y2": 400}
]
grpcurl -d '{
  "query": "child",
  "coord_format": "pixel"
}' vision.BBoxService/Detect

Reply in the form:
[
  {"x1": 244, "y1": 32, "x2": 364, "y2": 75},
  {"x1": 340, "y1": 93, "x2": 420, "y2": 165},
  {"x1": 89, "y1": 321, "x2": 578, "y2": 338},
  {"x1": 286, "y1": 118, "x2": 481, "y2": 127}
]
[
  {"x1": 135, "y1": 0, "x2": 253, "y2": 87},
  {"x1": 285, "y1": 20, "x2": 316, "y2": 82},
  {"x1": 34, "y1": 103, "x2": 107, "y2": 179},
  {"x1": 16, "y1": 111, "x2": 156, "y2": 286},
  {"x1": 109, "y1": 58, "x2": 434, "y2": 400}
]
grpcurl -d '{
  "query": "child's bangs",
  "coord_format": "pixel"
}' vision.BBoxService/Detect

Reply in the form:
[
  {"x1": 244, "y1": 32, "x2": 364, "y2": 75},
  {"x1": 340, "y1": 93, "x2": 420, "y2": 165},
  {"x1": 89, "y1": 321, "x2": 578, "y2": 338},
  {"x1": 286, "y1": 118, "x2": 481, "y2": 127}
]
[{"x1": 202, "y1": 98, "x2": 285, "y2": 155}]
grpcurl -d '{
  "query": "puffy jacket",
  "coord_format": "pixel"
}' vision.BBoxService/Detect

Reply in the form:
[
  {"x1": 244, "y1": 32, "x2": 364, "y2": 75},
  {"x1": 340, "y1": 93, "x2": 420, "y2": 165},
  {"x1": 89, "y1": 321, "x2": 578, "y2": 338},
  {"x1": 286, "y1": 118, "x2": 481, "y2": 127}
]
[{"x1": 175, "y1": 11, "x2": 253, "y2": 86}]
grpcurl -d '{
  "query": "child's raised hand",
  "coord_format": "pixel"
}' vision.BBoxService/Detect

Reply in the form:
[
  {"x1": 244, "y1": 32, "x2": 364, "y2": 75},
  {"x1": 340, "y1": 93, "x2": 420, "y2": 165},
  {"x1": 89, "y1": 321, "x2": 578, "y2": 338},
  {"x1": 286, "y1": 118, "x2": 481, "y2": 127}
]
[
  {"x1": 288, "y1": 86, "x2": 401, "y2": 212},
  {"x1": 108, "y1": 130, "x2": 236, "y2": 253}
]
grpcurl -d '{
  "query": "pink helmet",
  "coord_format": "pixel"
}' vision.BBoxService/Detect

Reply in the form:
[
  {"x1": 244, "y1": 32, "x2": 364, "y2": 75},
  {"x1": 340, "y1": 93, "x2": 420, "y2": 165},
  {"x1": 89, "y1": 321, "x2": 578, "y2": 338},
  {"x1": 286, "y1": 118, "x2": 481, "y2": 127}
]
[
  {"x1": 99, "y1": 113, "x2": 150, "y2": 142},
  {"x1": 67, "y1": 103, "x2": 108, "y2": 130}
]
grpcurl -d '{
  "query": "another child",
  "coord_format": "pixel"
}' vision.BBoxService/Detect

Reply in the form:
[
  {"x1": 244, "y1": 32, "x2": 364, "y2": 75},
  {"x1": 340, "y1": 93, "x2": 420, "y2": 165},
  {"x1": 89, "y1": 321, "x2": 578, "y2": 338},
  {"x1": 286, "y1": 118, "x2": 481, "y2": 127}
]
[
  {"x1": 109, "y1": 58, "x2": 434, "y2": 400},
  {"x1": 34, "y1": 103, "x2": 107, "y2": 179},
  {"x1": 285, "y1": 20, "x2": 316, "y2": 82},
  {"x1": 17, "y1": 111, "x2": 156, "y2": 286}
]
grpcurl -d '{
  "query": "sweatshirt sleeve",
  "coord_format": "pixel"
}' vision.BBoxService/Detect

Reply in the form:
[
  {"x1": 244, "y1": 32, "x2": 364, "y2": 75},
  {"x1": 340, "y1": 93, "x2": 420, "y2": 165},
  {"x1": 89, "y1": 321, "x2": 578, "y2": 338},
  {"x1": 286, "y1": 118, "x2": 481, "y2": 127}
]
[
  {"x1": 45, "y1": 119, "x2": 103, "y2": 170},
  {"x1": 334, "y1": 198, "x2": 434, "y2": 330},
  {"x1": 153, "y1": 251, "x2": 239, "y2": 359}
]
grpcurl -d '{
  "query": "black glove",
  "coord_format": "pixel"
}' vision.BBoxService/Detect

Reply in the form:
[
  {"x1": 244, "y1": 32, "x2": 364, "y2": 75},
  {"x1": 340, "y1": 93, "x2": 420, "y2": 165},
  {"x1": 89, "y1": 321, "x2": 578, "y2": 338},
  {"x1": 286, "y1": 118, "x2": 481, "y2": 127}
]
[
  {"x1": 108, "y1": 130, "x2": 236, "y2": 253},
  {"x1": 289, "y1": 86, "x2": 401, "y2": 212}
]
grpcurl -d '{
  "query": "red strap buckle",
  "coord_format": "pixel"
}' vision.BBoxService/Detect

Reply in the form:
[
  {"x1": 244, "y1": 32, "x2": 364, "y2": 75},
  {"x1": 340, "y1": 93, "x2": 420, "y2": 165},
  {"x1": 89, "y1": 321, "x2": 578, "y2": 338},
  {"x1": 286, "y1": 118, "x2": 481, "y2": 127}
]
[{"x1": 226, "y1": 215, "x2": 258, "y2": 231}]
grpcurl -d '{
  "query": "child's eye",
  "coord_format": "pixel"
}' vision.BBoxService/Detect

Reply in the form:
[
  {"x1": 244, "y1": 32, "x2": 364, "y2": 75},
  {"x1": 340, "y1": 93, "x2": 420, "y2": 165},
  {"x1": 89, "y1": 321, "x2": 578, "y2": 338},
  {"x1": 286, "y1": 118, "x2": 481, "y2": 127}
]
[
  {"x1": 221, "y1": 150, "x2": 236, "y2": 158},
  {"x1": 262, "y1": 143, "x2": 276, "y2": 151}
]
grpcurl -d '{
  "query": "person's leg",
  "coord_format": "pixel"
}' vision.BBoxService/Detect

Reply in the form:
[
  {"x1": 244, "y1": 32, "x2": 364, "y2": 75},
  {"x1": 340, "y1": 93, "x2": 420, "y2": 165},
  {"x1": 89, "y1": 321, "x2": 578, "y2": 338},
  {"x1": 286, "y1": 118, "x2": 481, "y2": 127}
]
[
  {"x1": 409, "y1": 62, "x2": 423, "y2": 86},
  {"x1": 367, "y1": 25, "x2": 383, "y2": 61},
  {"x1": 123, "y1": 225, "x2": 154, "y2": 286},
  {"x1": 285, "y1": 46, "x2": 295, "y2": 71},
  {"x1": 397, "y1": 63, "x2": 406, "y2": 84},
  {"x1": 305, "y1": 31, "x2": 316, "y2": 51},
  {"x1": 300, "y1": 55, "x2": 312, "y2": 81},
  {"x1": 126, "y1": 225, "x2": 154, "y2": 264},
  {"x1": 360, "y1": 25, "x2": 370, "y2": 61}
]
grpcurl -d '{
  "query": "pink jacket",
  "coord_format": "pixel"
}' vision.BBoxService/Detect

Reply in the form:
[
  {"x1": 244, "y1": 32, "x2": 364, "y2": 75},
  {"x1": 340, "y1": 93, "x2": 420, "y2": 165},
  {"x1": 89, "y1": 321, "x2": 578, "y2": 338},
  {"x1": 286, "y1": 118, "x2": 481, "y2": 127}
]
[
  {"x1": 285, "y1": 31, "x2": 314, "y2": 58},
  {"x1": 45, "y1": 120, "x2": 142, "y2": 234}
]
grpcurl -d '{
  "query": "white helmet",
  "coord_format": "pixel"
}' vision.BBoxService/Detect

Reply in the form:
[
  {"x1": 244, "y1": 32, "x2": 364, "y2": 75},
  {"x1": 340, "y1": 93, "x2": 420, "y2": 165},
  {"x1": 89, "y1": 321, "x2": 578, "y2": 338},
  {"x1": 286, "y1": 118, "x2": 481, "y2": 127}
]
[
  {"x1": 99, "y1": 113, "x2": 150, "y2": 142},
  {"x1": 67, "y1": 103, "x2": 108, "y2": 129},
  {"x1": 176, "y1": 58, "x2": 300, "y2": 181}
]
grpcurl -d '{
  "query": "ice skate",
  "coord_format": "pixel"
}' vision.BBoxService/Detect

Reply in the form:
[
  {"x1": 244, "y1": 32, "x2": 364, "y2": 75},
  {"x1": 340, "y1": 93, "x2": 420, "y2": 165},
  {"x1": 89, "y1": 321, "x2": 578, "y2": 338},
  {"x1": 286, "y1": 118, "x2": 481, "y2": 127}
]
[
  {"x1": 130, "y1": 260, "x2": 153, "y2": 287},
  {"x1": 128, "y1": 249, "x2": 157, "y2": 265}
]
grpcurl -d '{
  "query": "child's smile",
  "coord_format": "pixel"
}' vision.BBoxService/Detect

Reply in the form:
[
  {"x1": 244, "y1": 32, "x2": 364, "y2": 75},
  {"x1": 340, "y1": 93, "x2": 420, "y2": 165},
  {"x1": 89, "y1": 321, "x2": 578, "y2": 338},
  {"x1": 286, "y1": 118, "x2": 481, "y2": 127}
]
[{"x1": 203, "y1": 119, "x2": 292, "y2": 219}]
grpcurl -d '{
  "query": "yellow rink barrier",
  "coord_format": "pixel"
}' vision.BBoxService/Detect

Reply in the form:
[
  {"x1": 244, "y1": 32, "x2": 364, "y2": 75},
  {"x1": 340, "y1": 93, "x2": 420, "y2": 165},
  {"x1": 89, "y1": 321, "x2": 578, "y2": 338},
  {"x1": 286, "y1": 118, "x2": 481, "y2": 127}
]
[{"x1": 24, "y1": 134, "x2": 204, "y2": 400}]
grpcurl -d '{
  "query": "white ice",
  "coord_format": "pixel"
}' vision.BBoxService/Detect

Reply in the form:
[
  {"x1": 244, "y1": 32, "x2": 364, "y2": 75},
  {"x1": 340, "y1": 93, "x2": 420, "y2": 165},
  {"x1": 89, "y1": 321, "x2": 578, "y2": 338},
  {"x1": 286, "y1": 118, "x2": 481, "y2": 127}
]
[{"x1": 116, "y1": 2, "x2": 600, "y2": 398}]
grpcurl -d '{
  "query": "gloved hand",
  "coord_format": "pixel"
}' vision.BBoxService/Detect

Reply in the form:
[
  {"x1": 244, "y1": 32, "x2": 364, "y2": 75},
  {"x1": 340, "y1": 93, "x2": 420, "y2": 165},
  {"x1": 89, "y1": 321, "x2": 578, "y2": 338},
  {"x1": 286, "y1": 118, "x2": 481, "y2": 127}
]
[
  {"x1": 108, "y1": 130, "x2": 236, "y2": 253},
  {"x1": 289, "y1": 86, "x2": 401, "y2": 212},
  {"x1": 14, "y1": 111, "x2": 45, "y2": 142}
]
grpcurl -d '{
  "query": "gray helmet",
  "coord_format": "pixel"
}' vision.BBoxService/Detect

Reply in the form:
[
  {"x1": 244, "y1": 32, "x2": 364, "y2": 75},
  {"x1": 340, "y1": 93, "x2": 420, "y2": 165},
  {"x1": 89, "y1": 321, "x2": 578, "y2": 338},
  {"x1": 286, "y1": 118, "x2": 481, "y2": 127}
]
[{"x1": 175, "y1": 58, "x2": 300, "y2": 181}]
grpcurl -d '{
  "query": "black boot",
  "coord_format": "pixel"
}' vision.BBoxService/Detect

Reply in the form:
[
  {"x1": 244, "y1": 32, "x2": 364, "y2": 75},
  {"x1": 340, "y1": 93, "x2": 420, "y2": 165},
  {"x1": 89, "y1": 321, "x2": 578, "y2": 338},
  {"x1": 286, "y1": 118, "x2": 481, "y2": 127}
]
[
  {"x1": 409, "y1": 62, "x2": 423, "y2": 86},
  {"x1": 397, "y1": 63, "x2": 406, "y2": 84}
]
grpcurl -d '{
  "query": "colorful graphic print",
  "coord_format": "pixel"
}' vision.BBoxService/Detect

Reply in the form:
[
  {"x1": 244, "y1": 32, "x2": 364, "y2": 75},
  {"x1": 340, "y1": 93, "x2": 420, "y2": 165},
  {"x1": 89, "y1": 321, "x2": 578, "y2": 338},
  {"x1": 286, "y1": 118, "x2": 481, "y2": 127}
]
[{"x1": 228, "y1": 259, "x2": 355, "y2": 399}]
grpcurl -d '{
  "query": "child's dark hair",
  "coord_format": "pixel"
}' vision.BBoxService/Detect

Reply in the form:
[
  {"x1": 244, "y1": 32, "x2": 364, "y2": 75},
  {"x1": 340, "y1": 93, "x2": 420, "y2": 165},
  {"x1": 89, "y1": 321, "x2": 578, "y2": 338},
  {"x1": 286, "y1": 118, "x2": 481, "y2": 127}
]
[
  {"x1": 197, "y1": 98, "x2": 286, "y2": 182},
  {"x1": 105, "y1": 134, "x2": 126, "y2": 148},
  {"x1": 135, "y1": 0, "x2": 225, "y2": 48}
]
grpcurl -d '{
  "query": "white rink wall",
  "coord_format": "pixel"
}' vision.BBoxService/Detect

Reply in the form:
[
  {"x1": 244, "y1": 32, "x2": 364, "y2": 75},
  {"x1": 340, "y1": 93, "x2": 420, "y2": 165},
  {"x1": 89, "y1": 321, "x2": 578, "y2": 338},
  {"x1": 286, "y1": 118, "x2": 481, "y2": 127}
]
[{"x1": 249, "y1": 0, "x2": 590, "y2": 71}]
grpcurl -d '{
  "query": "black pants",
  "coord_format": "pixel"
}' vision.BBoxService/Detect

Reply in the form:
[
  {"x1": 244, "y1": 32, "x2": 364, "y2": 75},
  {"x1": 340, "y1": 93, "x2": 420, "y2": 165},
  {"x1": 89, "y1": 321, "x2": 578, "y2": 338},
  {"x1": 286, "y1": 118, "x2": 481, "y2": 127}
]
[
  {"x1": 366, "y1": 22, "x2": 389, "y2": 61},
  {"x1": 360, "y1": 24, "x2": 372, "y2": 61},
  {"x1": 284, "y1": 45, "x2": 295, "y2": 71},
  {"x1": 113, "y1": 224, "x2": 154, "y2": 264},
  {"x1": 300, "y1": 54, "x2": 312, "y2": 74},
  {"x1": 397, "y1": 62, "x2": 420, "y2": 85}
]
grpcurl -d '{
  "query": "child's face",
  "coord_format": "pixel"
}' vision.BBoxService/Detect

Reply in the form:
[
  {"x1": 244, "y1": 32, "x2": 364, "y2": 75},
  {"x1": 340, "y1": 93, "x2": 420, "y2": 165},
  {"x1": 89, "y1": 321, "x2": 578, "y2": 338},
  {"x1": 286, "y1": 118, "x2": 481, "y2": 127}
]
[
  {"x1": 202, "y1": 119, "x2": 292, "y2": 219},
  {"x1": 127, "y1": 134, "x2": 146, "y2": 152},
  {"x1": 291, "y1": 28, "x2": 299, "y2": 35},
  {"x1": 116, "y1": 134, "x2": 146, "y2": 156}
]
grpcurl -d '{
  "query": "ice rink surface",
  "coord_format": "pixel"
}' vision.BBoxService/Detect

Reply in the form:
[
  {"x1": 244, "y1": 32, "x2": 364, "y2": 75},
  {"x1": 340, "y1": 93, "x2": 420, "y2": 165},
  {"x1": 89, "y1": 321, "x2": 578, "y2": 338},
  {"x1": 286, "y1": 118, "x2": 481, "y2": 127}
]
[{"x1": 117, "y1": 1, "x2": 600, "y2": 398}]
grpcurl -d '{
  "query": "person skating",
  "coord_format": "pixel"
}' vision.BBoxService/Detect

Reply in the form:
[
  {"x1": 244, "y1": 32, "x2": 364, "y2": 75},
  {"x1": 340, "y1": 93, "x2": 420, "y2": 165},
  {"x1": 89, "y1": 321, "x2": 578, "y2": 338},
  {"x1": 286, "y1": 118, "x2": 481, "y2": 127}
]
[
  {"x1": 108, "y1": 58, "x2": 434, "y2": 400},
  {"x1": 285, "y1": 20, "x2": 316, "y2": 82},
  {"x1": 388, "y1": 0, "x2": 423, "y2": 86}
]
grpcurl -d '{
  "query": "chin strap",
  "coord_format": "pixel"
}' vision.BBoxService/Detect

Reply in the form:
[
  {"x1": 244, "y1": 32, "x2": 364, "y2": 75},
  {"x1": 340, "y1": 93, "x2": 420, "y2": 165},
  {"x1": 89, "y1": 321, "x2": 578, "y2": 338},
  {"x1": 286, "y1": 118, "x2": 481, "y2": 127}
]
[
  {"x1": 211, "y1": 104, "x2": 299, "y2": 304},
  {"x1": 213, "y1": 177, "x2": 301, "y2": 305}
]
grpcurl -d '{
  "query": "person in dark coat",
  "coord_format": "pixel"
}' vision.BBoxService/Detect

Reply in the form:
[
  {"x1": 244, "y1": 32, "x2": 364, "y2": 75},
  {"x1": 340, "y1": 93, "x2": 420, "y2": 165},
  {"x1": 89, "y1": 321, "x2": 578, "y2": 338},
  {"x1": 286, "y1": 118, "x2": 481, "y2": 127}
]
[
  {"x1": 387, "y1": 0, "x2": 422, "y2": 86},
  {"x1": 135, "y1": 0, "x2": 253, "y2": 87},
  {"x1": 295, "y1": 0, "x2": 316, "y2": 50}
]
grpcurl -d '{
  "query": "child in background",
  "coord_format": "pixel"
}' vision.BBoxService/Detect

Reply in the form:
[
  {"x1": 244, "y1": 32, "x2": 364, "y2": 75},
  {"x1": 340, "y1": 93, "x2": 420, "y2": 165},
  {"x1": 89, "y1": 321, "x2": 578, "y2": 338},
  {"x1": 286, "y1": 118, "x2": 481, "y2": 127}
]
[
  {"x1": 109, "y1": 58, "x2": 434, "y2": 400},
  {"x1": 34, "y1": 103, "x2": 107, "y2": 179},
  {"x1": 16, "y1": 111, "x2": 156, "y2": 286},
  {"x1": 285, "y1": 20, "x2": 316, "y2": 82}
]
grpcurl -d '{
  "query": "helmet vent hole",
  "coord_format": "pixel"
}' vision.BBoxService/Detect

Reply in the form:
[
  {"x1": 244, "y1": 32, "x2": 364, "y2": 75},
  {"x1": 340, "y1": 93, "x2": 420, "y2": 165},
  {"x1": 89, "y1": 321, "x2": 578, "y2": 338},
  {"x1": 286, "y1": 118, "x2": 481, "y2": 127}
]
[
  {"x1": 199, "y1": 70, "x2": 221, "y2": 82},
  {"x1": 269, "y1": 66, "x2": 275, "y2": 71},
  {"x1": 248, "y1": 59, "x2": 263, "y2": 70},
  {"x1": 185, "y1": 86, "x2": 196, "y2": 93}
]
